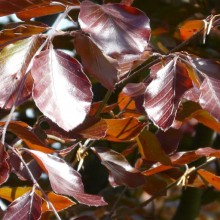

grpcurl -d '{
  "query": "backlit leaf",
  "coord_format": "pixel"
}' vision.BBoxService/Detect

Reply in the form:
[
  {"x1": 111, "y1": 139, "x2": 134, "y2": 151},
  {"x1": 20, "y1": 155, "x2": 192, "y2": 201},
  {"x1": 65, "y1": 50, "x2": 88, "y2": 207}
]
[
  {"x1": 79, "y1": 0, "x2": 150, "y2": 58},
  {"x1": 104, "y1": 117, "x2": 145, "y2": 142},
  {"x1": 136, "y1": 128, "x2": 171, "y2": 165},
  {"x1": 3, "y1": 190, "x2": 42, "y2": 220},
  {"x1": 0, "y1": 36, "x2": 41, "y2": 109},
  {"x1": 0, "y1": 121, "x2": 54, "y2": 153},
  {"x1": 25, "y1": 149, "x2": 107, "y2": 206},
  {"x1": 41, "y1": 192, "x2": 75, "y2": 212},
  {"x1": 0, "y1": 22, "x2": 48, "y2": 47},
  {"x1": 32, "y1": 47, "x2": 93, "y2": 131},
  {"x1": 197, "y1": 169, "x2": 220, "y2": 190},
  {"x1": 74, "y1": 34, "x2": 119, "y2": 91},
  {"x1": 179, "y1": 20, "x2": 204, "y2": 41},
  {"x1": 144, "y1": 60, "x2": 193, "y2": 130},
  {"x1": 92, "y1": 147, "x2": 145, "y2": 187}
]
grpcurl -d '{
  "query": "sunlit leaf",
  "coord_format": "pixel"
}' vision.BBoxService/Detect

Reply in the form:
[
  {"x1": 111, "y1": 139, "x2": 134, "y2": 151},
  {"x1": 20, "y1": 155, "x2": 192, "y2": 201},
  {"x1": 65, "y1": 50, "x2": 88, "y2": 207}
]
[
  {"x1": 32, "y1": 47, "x2": 93, "y2": 131},
  {"x1": 2, "y1": 190, "x2": 42, "y2": 220},
  {"x1": 25, "y1": 149, "x2": 107, "y2": 206},
  {"x1": 89, "y1": 102, "x2": 118, "y2": 117},
  {"x1": 199, "y1": 75, "x2": 220, "y2": 123},
  {"x1": 136, "y1": 128, "x2": 171, "y2": 165},
  {"x1": 92, "y1": 147, "x2": 145, "y2": 187},
  {"x1": 198, "y1": 169, "x2": 220, "y2": 190},
  {"x1": 144, "y1": 60, "x2": 193, "y2": 130},
  {"x1": 0, "y1": 143, "x2": 9, "y2": 185},
  {"x1": 104, "y1": 117, "x2": 145, "y2": 142},
  {"x1": 0, "y1": 22, "x2": 48, "y2": 48},
  {"x1": 0, "y1": 121, "x2": 54, "y2": 153},
  {"x1": 0, "y1": 36, "x2": 41, "y2": 109},
  {"x1": 41, "y1": 192, "x2": 75, "y2": 212},
  {"x1": 179, "y1": 20, "x2": 204, "y2": 41},
  {"x1": 79, "y1": 0, "x2": 150, "y2": 58},
  {"x1": 74, "y1": 34, "x2": 119, "y2": 90},
  {"x1": 0, "y1": 187, "x2": 75, "y2": 212}
]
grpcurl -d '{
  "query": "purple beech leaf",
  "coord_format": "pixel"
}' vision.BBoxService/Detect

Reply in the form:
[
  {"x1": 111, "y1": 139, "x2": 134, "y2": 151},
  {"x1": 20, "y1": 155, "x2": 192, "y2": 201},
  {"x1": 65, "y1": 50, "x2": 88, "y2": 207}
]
[
  {"x1": 25, "y1": 149, "x2": 107, "y2": 206},
  {"x1": 0, "y1": 36, "x2": 41, "y2": 109},
  {"x1": 0, "y1": 143, "x2": 10, "y2": 185},
  {"x1": 74, "y1": 33, "x2": 119, "y2": 90},
  {"x1": 32, "y1": 47, "x2": 93, "y2": 131},
  {"x1": 143, "y1": 60, "x2": 193, "y2": 130},
  {"x1": 3, "y1": 190, "x2": 42, "y2": 220},
  {"x1": 122, "y1": 82, "x2": 146, "y2": 97},
  {"x1": 79, "y1": 0, "x2": 151, "y2": 58},
  {"x1": 199, "y1": 76, "x2": 220, "y2": 122},
  {"x1": 92, "y1": 147, "x2": 145, "y2": 188}
]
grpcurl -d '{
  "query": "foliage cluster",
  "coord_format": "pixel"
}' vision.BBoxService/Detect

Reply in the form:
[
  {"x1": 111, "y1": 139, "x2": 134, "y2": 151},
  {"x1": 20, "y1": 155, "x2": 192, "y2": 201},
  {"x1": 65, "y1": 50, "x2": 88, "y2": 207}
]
[{"x1": 0, "y1": 0, "x2": 220, "y2": 219}]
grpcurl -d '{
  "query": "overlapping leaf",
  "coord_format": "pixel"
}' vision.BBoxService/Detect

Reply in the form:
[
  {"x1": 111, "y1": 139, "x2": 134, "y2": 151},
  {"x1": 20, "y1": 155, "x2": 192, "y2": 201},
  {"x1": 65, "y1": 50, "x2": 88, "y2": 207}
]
[
  {"x1": 92, "y1": 147, "x2": 145, "y2": 187},
  {"x1": 74, "y1": 34, "x2": 119, "y2": 90},
  {"x1": 25, "y1": 149, "x2": 107, "y2": 206},
  {"x1": 32, "y1": 47, "x2": 93, "y2": 131},
  {"x1": 104, "y1": 117, "x2": 145, "y2": 142},
  {"x1": 136, "y1": 128, "x2": 171, "y2": 165},
  {"x1": 79, "y1": 0, "x2": 151, "y2": 58},
  {"x1": 0, "y1": 144, "x2": 10, "y2": 185},
  {"x1": 144, "y1": 59, "x2": 193, "y2": 130},
  {"x1": 0, "y1": 121, "x2": 54, "y2": 153},
  {"x1": 0, "y1": 187, "x2": 75, "y2": 213},
  {"x1": 0, "y1": 36, "x2": 41, "y2": 109},
  {"x1": 0, "y1": 22, "x2": 48, "y2": 48},
  {"x1": 2, "y1": 190, "x2": 42, "y2": 220}
]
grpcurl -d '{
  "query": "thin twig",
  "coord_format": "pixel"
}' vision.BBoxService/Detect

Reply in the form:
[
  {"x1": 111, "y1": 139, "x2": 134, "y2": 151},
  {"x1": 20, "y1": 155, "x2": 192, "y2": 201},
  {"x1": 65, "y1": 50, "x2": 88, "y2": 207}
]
[
  {"x1": 116, "y1": 156, "x2": 216, "y2": 217},
  {"x1": 9, "y1": 146, "x2": 62, "y2": 220}
]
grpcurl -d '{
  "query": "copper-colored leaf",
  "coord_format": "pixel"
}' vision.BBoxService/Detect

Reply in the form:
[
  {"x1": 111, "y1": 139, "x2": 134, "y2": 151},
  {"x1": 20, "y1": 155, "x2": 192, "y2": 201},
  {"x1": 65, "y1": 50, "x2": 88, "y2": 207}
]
[
  {"x1": 92, "y1": 147, "x2": 145, "y2": 187},
  {"x1": 136, "y1": 128, "x2": 171, "y2": 165},
  {"x1": 144, "y1": 60, "x2": 193, "y2": 130},
  {"x1": 2, "y1": 190, "x2": 42, "y2": 220},
  {"x1": 0, "y1": 36, "x2": 41, "y2": 109},
  {"x1": 0, "y1": 121, "x2": 54, "y2": 153},
  {"x1": 0, "y1": 143, "x2": 9, "y2": 185},
  {"x1": 74, "y1": 34, "x2": 119, "y2": 91},
  {"x1": 0, "y1": 22, "x2": 48, "y2": 48},
  {"x1": 41, "y1": 192, "x2": 75, "y2": 212},
  {"x1": 32, "y1": 47, "x2": 93, "y2": 131},
  {"x1": 198, "y1": 169, "x2": 220, "y2": 190},
  {"x1": 179, "y1": 20, "x2": 204, "y2": 41},
  {"x1": 79, "y1": 0, "x2": 150, "y2": 58},
  {"x1": 25, "y1": 149, "x2": 107, "y2": 206},
  {"x1": 104, "y1": 117, "x2": 145, "y2": 142}
]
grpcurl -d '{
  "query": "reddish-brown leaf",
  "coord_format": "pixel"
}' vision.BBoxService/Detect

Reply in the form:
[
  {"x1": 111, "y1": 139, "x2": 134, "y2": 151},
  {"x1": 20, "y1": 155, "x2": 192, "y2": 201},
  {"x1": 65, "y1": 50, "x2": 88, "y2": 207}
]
[
  {"x1": 41, "y1": 116, "x2": 107, "y2": 140},
  {"x1": 136, "y1": 128, "x2": 171, "y2": 165},
  {"x1": 120, "y1": 0, "x2": 134, "y2": 5},
  {"x1": 104, "y1": 117, "x2": 145, "y2": 142},
  {"x1": 74, "y1": 34, "x2": 119, "y2": 90},
  {"x1": 32, "y1": 47, "x2": 93, "y2": 131},
  {"x1": 79, "y1": 0, "x2": 150, "y2": 58},
  {"x1": 144, "y1": 60, "x2": 193, "y2": 130},
  {"x1": 0, "y1": 143, "x2": 9, "y2": 185},
  {"x1": 156, "y1": 128, "x2": 182, "y2": 155},
  {"x1": 92, "y1": 147, "x2": 145, "y2": 187},
  {"x1": 25, "y1": 149, "x2": 107, "y2": 206},
  {"x1": 197, "y1": 169, "x2": 220, "y2": 190},
  {"x1": 0, "y1": 121, "x2": 54, "y2": 153},
  {"x1": 89, "y1": 102, "x2": 118, "y2": 117},
  {"x1": 0, "y1": 22, "x2": 48, "y2": 48},
  {"x1": 0, "y1": 36, "x2": 41, "y2": 109},
  {"x1": 2, "y1": 190, "x2": 42, "y2": 220}
]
